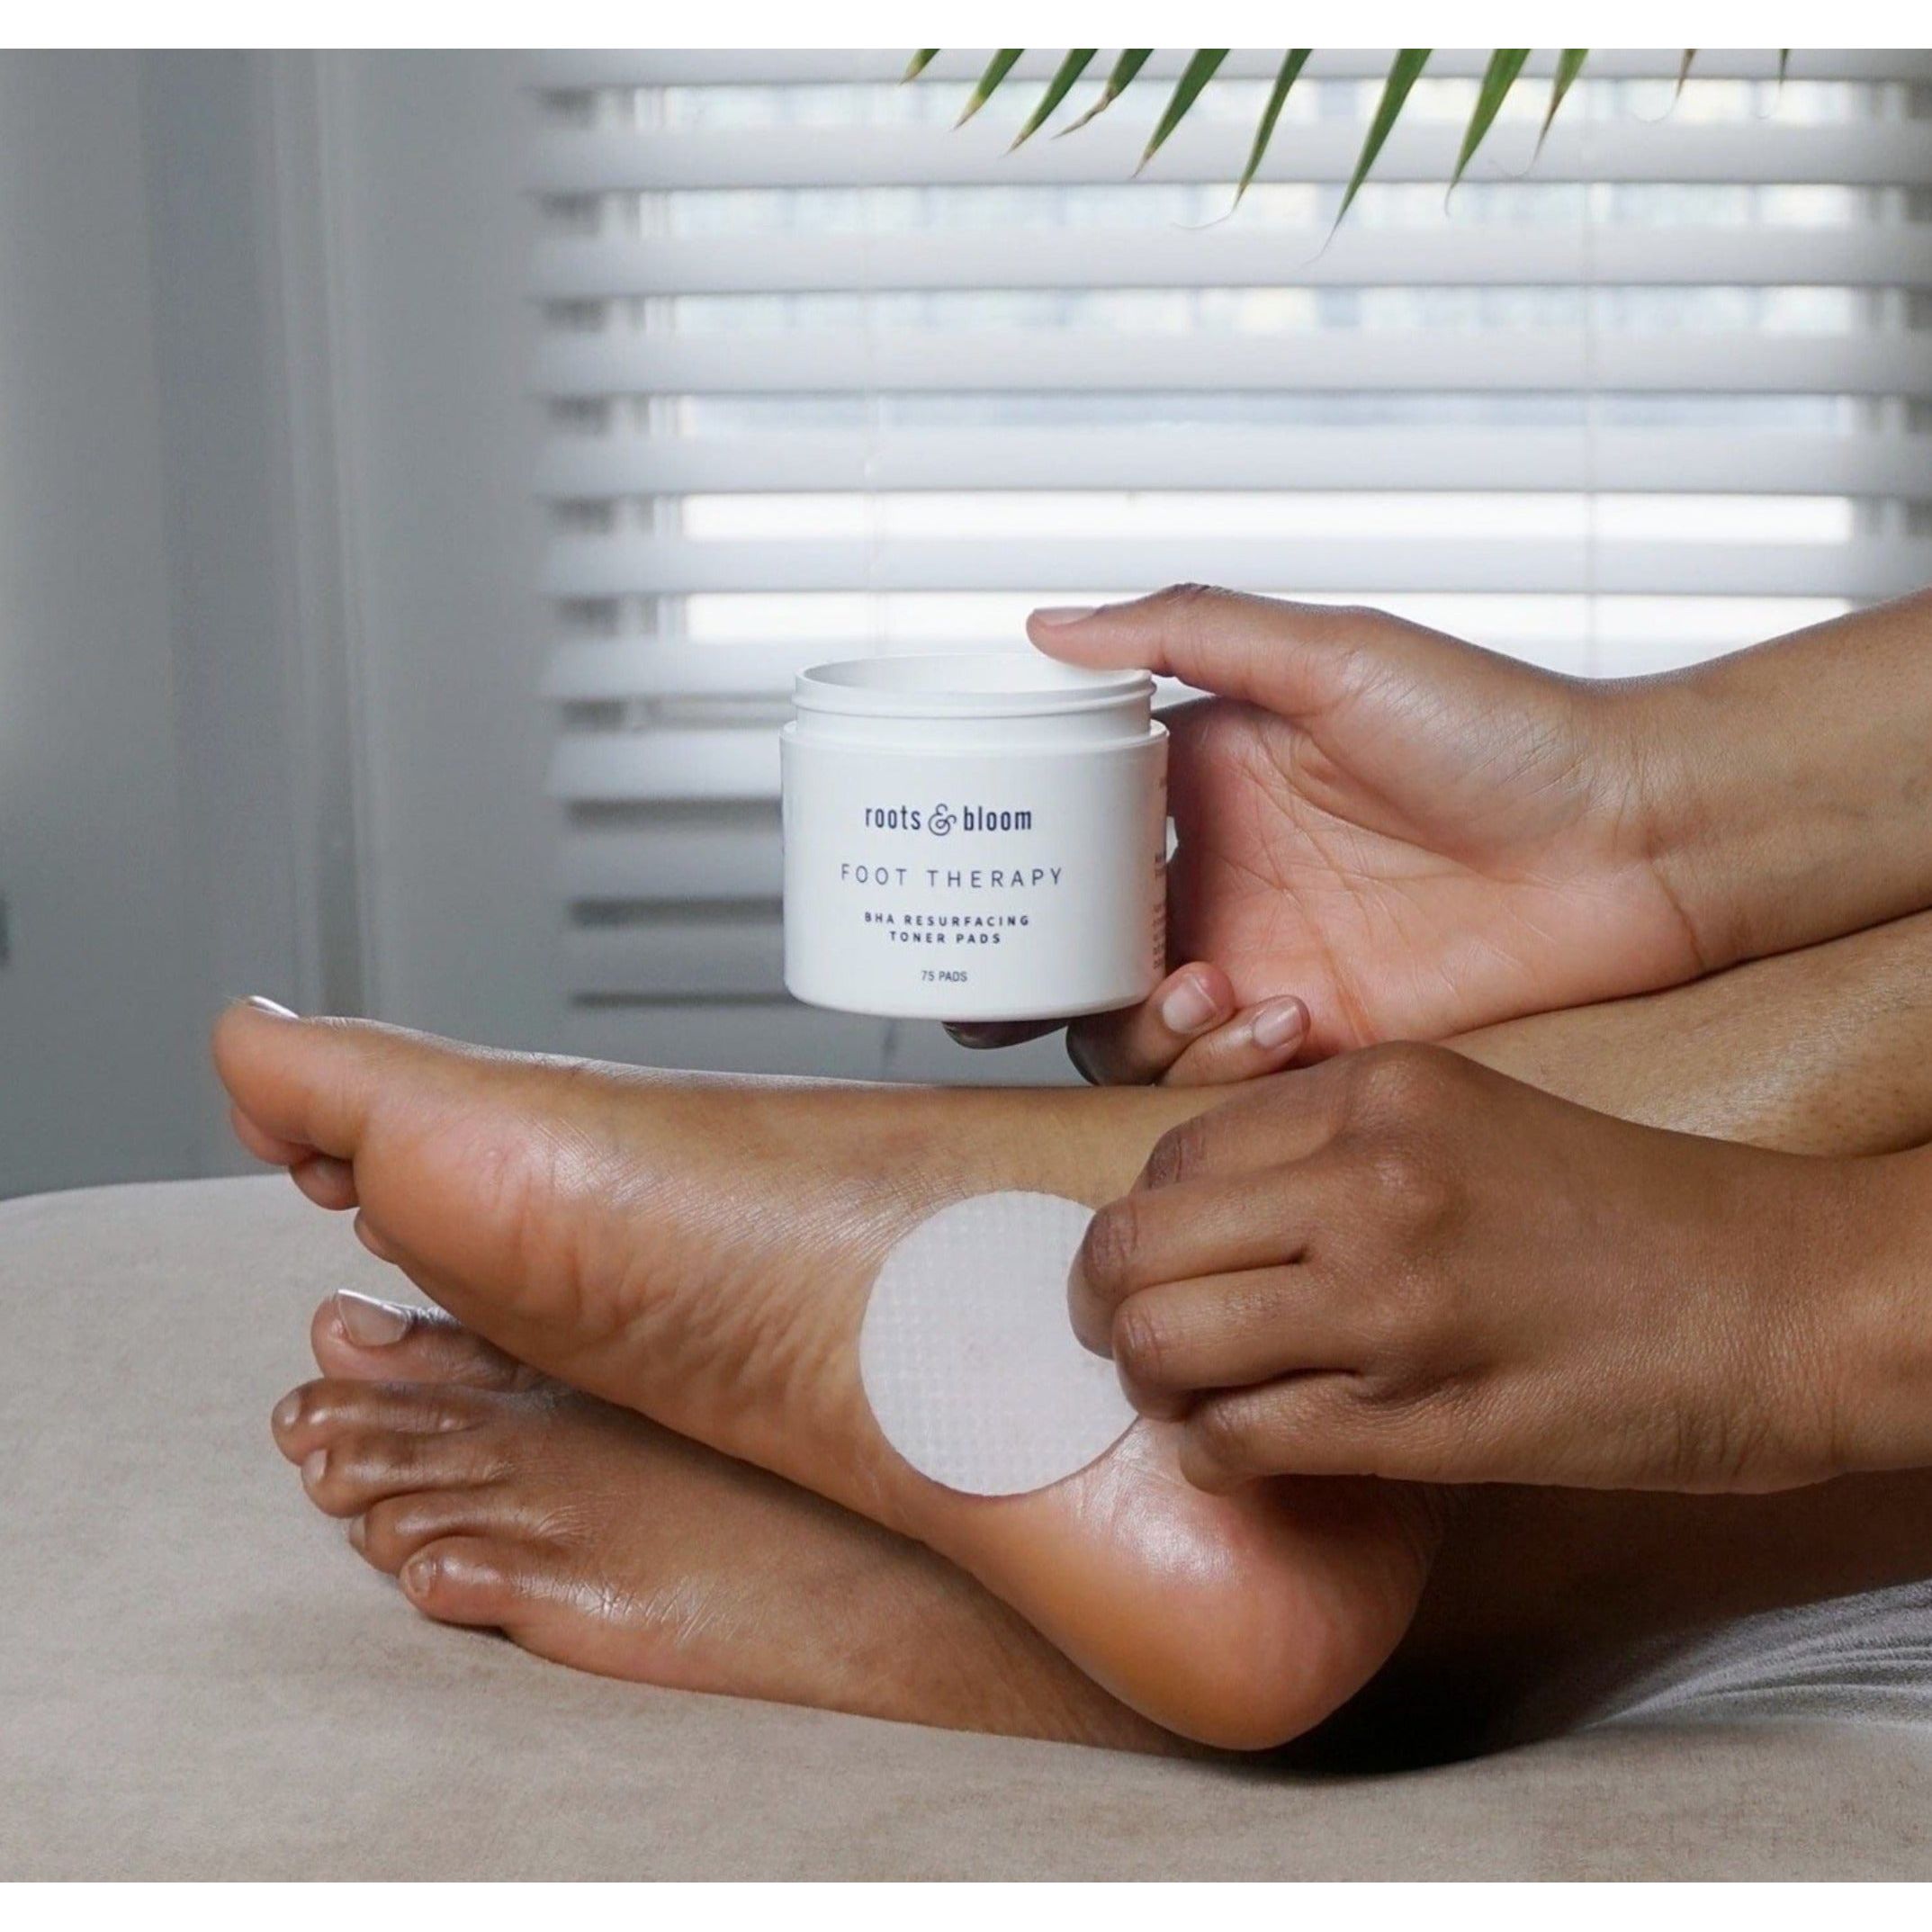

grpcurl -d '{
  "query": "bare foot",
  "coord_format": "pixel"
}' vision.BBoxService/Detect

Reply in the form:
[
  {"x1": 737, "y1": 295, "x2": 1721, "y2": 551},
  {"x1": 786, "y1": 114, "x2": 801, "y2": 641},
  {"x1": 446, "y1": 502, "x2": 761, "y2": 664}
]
[
  {"x1": 276, "y1": 1293, "x2": 1177, "y2": 1750},
  {"x1": 215, "y1": 1004, "x2": 1442, "y2": 1749}
]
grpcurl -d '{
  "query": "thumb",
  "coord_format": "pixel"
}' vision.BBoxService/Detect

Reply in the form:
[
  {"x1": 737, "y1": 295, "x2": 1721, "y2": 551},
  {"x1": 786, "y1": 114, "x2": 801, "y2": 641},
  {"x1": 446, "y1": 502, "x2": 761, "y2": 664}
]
[{"x1": 1029, "y1": 585, "x2": 1383, "y2": 719}]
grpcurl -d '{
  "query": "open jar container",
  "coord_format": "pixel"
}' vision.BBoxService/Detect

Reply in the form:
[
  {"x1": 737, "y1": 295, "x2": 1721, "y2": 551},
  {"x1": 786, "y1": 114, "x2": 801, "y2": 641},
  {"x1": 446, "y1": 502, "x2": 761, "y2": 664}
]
[{"x1": 781, "y1": 654, "x2": 1169, "y2": 1021}]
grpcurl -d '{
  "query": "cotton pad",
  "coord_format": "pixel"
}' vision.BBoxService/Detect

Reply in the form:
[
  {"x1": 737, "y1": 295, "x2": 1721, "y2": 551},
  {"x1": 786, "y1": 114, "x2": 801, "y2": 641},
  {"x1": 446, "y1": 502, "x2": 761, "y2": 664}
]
[{"x1": 859, "y1": 1190, "x2": 1137, "y2": 1496}]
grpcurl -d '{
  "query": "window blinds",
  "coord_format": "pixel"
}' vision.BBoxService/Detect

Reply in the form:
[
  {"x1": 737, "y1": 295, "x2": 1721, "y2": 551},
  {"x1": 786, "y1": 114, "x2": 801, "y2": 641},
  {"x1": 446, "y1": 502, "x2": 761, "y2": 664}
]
[{"x1": 528, "y1": 49, "x2": 1932, "y2": 1076}]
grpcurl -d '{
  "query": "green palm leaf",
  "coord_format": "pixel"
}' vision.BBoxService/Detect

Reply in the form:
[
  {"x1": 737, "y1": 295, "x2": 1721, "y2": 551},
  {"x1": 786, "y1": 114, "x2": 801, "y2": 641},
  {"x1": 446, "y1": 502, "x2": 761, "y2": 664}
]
[
  {"x1": 1011, "y1": 49, "x2": 1098, "y2": 148},
  {"x1": 1448, "y1": 48, "x2": 1530, "y2": 196},
  {"x1": 956, "y1": 49, "x2": 1023, "y2": 128},
  {"x1": 1536, "y1": 49, "x2": 1590, "y2": 157},
  {"x1": 1334, "y1": 48, "x2": 1432, "y2": 228},
  {"x1": 1235, "y1": 49, "x2": 1312, "y2": 204},
  {"x1": 1140, "y1": 49, "x2": 1228, "y2": 170},
  {"x1": 1059, "y1": 49, "x2": 1153, "y2": 135},
  {"x1": 907, "y1": 46, "x2": 1739, "y2": 227}
]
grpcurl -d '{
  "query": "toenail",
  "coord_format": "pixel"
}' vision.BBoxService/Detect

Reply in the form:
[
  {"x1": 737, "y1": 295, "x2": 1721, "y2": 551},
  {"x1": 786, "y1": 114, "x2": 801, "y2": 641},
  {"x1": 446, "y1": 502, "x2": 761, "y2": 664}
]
[
  {"x1": 346, "y1": 1516, "x2": 366, "y2": 1551},
  {"x1": 242, "y1": 995, "x2": 298, "y2": 1019},
  {"x1": 301, "y1": 1450, "x2": 328, "y2": 1489},
  {"x1": 404, "y1": 1551, "x2": 439, "y2": 1596},
  {"x1": 335, "y1": 1289, "x2": 411, "y2": 1346},
  {"x1": 272, "y1": 1392, "x2": 301, "y2": 1433}
]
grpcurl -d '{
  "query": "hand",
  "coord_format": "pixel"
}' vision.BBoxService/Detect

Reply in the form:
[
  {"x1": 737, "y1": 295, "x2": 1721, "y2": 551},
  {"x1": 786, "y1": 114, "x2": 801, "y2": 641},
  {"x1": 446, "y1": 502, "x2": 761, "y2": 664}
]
[
  {"x1": 1070, "y1": 1043, "x2": 1928, "y2": 1495},
  {"x1": 948, "y1": 964, "x2": 1310, "y2": 1087},
  {"x1": 1030, "y1": 587, "x2": 1705, "y2": 1058}
]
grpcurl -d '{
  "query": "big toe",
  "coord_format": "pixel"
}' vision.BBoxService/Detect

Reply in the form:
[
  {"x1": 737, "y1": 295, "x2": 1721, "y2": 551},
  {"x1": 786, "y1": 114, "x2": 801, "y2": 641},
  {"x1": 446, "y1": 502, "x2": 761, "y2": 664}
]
[
  {"x1": 211, "y1": 1001, "x2": 446, "y2": 1164},
  {"x1": 311, "y1": 1291, "x2": 540, "y2": 1389}
]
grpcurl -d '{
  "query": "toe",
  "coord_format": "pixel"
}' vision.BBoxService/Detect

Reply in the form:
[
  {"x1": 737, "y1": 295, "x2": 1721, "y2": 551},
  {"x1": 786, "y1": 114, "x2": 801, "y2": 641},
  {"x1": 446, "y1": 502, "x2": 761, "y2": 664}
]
[
  {"x1": 354, "y1": 1487, "x2": 525, "y2": 1575},
  {"x1": 310, "y1": 1293, "x2": 538, "y2": 1388},
  {"x1": 272, "y1": 1376, "x2": 497, "y2": 1460},
  {"x1": 400, "y1": 1535, "x2": 542, "y2": 1629},
  {"x1": 292, "y1": 1155, "x2": 359, "y2": 1211},
  {"x1": 211, "y1": 1002, "x2": 426, "y2": 1164},
  {"x1": 298, "y1": 1423, "x2": 512, "y2": 1517},
  {"x1": 228, "y1": 1101, "x2": 310, "y2": 1168}
]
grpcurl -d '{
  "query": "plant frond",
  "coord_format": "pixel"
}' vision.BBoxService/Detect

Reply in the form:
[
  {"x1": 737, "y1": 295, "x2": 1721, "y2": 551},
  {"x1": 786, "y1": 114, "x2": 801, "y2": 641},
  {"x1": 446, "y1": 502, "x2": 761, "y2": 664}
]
[
  {"x1": 1235, "y1": 49, "x2": 1313, "y2": 205},
  {"x1": 1334, "y1": 48, "x2": 1432, "y2": 229},
  {"x1": 1449, "y1": 48, "x2": 1530, "y2": 199},
  {"x1": 1536, "y1": 49, "x2": 1590, "y2": 157},
  {"x1": 1140, "y1": 50, "x2": 1228, "y2": 171},
  {"x1": 957, "y1": 49, "x2": 1023, "y2": 128},
  {"x1": 1011, "y1": 49, "x2": 1098, "y2": 148},
  {"x1": 1059, "y1": 49, "x2": 1153, "y2": 135}
]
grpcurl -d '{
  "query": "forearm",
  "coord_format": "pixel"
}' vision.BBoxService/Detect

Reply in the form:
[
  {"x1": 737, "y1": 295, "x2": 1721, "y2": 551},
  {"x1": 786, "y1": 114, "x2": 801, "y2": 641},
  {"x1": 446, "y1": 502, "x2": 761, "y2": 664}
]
[
  {"x1": 1451, "y1": 906, "x2": 1932, "y2": 1158},
  {"x1": 1618, "y1": 590, "x2": 1932, "y2": 971}
]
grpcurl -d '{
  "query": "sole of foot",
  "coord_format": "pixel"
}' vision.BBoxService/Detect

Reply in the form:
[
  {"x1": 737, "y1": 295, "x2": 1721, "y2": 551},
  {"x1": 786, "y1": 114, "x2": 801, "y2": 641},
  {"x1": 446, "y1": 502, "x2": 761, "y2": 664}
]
[{"x1": 219, "y1": 1004, "x2": 1442, "y2": 1749}]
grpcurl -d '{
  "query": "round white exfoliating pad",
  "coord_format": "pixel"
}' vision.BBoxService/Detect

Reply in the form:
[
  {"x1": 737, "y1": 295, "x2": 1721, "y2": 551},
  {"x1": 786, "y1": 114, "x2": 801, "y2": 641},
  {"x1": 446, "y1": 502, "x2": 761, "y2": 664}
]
[{"x1": 859, "y1": 1190, "x2": 1137, "y2": 1497}]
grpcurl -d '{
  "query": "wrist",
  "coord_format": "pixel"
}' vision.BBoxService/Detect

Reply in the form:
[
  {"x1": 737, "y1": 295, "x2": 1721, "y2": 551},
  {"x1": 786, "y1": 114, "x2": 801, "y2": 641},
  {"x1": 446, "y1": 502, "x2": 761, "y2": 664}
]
[{"x1": 1588, "y1": 668, "x2": 1761, "y2": 975}]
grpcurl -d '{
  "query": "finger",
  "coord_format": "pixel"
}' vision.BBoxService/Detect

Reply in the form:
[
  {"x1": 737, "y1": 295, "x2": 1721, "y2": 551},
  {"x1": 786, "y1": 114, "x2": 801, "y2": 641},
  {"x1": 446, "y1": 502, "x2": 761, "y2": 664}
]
[
  {"x1": 1065, "y1": 964, "x2": 1236, "y2": 1085},
  {"x1": 943, "y1": 1020, "x2": 1065, "y2": 1051},
  {"x1": 1132, "y1": 1056, "x2": 1355, "y2": 1195},
  {"x1": 1157, "y1": 997, "x2": 1309, "y2": 1088},
  {"x1": 1029, "y1": 587, "x2": 1401, "y2": 718},
  {"x1": 1110, "y1": 1270, "x2": 1361, "y2": 1411},
  {"x1": 1180, "y1": 1378, "x2": 1463, "y2": 1490},
  {"x1": 1069, "y1": 1163, "x2": 1335, "y2": 1353}
]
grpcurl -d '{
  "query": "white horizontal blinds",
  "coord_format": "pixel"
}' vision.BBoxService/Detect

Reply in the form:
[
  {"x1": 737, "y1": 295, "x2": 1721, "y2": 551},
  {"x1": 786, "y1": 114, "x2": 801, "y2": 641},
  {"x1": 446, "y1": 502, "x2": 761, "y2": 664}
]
[{"x1": 530, "y1": 49, "x2": 1932, "y2": 1063}]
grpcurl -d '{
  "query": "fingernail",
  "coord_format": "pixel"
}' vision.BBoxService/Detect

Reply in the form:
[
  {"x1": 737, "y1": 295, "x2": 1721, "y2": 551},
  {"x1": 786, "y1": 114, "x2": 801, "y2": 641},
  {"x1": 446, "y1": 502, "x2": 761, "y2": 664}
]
[
  {"x1": 945, "y1": 1023, "x2": 1002, "y2": 1047},
  {"x1": 1030, "y1": 605, "x2": 1099, "y2": 627},
  {"x1": 1249, "y1": 997, "x2": 1308, "y2": 1052},
  {"x1": 242, "y1": 995, "x2": 298, "y2": 1019},
  {"x1": 1159, "y1": 973, "x2": 1225, "y2": 1037},
  {"x1": 335, "y1": 1289, "x2": 410, "y2": 1346},
  {"x1": 271, "y1": 1392, "x2": 301, "y2": 1433},
  {"x1": 946, "y1": 1022, "x2": 1029, "y2": 1049}
]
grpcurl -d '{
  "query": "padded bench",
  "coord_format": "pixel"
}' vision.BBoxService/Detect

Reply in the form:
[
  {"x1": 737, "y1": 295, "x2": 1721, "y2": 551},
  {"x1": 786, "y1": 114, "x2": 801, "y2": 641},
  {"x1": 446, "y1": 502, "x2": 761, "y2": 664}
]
[{"x1": 4, "y1": 1177, "x2": 1928, "y2": 1879}]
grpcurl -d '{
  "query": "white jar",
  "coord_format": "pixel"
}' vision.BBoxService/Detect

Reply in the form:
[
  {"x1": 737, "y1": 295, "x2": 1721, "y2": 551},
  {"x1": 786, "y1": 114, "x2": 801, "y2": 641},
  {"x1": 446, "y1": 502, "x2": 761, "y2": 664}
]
[{"x1": 782, "y1": 654, "x2": 1168, "y2": 1021}]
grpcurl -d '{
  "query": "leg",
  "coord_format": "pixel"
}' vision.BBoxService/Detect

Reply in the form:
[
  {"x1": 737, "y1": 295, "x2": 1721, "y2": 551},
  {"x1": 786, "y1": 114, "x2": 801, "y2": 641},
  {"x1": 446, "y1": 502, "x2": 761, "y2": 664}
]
[
  {"x1": 220, "y1": 1011, "x2": 1438, "y2": 1750},
  {"x1": 229, "y1": 907, "x2": 1932, "y2": 1752},
  {"x1": 1334, "y1": 910, "x2": 1932, "y2": 1759}
]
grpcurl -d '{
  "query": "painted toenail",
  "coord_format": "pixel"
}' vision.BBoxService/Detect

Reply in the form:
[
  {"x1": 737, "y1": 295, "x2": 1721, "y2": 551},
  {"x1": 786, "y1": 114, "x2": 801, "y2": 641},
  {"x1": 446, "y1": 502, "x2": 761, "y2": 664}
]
[
  {"x1": 242, "y1": 995, "x2": 298, "y2": 1018},
  {"x1": 335, "y1": 1289, "x2": 410, "y2": 1346},
  {"x1": 404, "y1": 1551, "x2": 439, "y2": 1595},
  {"x1": 272, "y1": 1392, "x2": 301, "y2": 1433},
  {"x1": 301, "y1": 1450, "x2": 328, "y2": 1489}
]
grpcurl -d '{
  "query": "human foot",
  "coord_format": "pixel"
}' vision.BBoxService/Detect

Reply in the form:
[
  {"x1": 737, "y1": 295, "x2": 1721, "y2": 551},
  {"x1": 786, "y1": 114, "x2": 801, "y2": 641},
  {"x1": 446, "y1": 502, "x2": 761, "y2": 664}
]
[
  {"x1": 216, "y1": 1004, "x2": 1442, "y2": 1749},
  {"x1": 279, "y1": 1294, "x2": 1177, "y2": 1750}
]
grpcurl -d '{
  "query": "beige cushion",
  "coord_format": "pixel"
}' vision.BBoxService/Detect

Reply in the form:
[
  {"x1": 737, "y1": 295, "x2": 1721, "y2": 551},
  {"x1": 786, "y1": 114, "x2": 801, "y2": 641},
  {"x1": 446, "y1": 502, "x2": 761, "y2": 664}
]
[{"x1": 3, "y1": 1176, "x2": 1928, "y2": 1879}]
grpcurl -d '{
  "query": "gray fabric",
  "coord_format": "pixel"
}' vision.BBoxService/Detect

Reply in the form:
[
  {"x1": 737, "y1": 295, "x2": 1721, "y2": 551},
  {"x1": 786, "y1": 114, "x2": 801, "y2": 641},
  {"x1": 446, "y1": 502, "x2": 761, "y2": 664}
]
[
  {"x1": 1594, "y1": 1577, "x2": 1932, "y2": 1733},
  {"x1": 4, "y1": 1176, "x2": 1931, "y2": 1879}
]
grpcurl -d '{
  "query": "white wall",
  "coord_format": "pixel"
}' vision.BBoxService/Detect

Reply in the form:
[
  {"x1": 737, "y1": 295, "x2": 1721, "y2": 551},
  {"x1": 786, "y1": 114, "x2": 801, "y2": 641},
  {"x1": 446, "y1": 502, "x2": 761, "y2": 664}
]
[
  {"x1": 0, "y1": 52, "x2": 1070, "y2": 1202},
  {"x1": 0, "y1": 51, "x2": 349, "y2": 1199},
  {"x1": 0, "y1": 54, "x2": 207, "y2": 1197}
]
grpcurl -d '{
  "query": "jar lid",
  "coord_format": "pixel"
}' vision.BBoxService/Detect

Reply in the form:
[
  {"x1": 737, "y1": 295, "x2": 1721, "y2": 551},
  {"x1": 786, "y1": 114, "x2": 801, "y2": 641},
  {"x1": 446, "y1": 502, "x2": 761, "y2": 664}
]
[{"x1": 794, "y1": 653, "x2": 1153, "y2": 722}]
